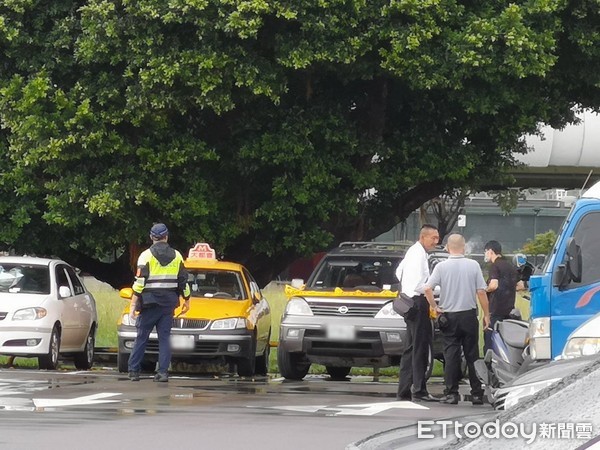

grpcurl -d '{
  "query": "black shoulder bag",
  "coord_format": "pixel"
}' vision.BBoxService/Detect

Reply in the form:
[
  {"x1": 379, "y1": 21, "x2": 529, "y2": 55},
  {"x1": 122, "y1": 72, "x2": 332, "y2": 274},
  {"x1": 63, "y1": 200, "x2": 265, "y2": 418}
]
[{"x1": 392, "y1": 263, "x2": 417, "y2": 320}]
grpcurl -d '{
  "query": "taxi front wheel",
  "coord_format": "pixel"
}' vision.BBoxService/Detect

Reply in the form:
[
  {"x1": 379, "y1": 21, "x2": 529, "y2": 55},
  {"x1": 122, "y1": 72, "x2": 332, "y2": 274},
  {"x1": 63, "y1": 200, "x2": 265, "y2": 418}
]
[{"x1": 236, "y1": 338, "x2": 256, "y2": 377}]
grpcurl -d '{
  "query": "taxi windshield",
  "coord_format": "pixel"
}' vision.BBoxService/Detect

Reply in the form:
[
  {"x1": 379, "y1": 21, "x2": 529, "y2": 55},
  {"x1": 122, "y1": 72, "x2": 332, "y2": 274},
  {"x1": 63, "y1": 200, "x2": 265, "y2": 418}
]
[
  {"x1": 0, "y1": 264, "x2": 50, "y2": 295},
  {"x1": 188, "y1": 270, "x2": 247, "y2": 300}
]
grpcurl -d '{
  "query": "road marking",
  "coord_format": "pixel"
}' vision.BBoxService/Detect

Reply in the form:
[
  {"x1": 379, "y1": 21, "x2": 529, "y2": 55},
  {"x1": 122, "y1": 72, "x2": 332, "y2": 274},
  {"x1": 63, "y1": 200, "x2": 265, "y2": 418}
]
[
  {"x1": 33, "y1": 393, "x2": 121, "y2": 408},
  {"x1": 251, "y1": 400, "x2": 429, "y2": 416}
]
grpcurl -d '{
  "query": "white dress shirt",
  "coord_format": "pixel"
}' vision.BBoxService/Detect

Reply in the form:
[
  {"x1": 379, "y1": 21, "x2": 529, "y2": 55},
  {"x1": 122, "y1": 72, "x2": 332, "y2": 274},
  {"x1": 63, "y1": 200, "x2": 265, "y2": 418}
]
[{"x1": 395, "y1": 241, "x2": 429, "y2": 297}]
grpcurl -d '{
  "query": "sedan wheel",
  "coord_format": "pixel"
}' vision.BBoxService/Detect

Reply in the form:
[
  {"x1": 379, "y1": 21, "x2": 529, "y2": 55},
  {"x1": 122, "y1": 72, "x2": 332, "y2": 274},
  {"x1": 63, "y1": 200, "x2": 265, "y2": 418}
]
[
  {"x1": 39, "y1": 327, "x2": 60, "y2": 370},
  {"x1": 74, "y1": 330, "x2": 95, "y2": 370}
]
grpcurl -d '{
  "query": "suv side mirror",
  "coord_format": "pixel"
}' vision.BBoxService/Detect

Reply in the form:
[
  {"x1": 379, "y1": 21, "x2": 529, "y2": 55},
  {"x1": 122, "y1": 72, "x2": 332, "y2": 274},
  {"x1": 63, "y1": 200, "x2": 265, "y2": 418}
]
[{"x1": 291, "y1": 278, "x2": 304, "y2": 289}]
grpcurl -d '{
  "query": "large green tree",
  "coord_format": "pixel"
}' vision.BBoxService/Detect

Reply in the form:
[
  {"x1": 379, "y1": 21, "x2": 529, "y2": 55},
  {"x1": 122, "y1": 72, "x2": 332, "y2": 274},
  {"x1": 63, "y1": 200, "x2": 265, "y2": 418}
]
[{"x1": 1, "y1": 0, "x2": 599, "y2": 287}]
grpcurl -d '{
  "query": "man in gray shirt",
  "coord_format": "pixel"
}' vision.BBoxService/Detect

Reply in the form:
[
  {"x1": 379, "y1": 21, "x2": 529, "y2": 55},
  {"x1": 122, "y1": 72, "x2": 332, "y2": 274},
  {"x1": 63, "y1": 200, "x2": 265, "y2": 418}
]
[{"x1": 424, "y1": 234, "x2": 490, "y2": 405}]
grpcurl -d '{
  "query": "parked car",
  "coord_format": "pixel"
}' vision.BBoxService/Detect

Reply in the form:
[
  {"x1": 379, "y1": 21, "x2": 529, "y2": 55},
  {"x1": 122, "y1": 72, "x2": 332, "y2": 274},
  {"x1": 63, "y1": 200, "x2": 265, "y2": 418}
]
[
  {"x1": 0, "y1": 256, "x2": 98, "y2": 370},
  {"x1": 492, "y1": 354, "x2": 596, "y2": 410},
  {"x1": 278, "y1": 241, "x2": 408, "y2": 380},
  {"x1": 117, "y1": 243, "x2": 271, "y2": 377}
]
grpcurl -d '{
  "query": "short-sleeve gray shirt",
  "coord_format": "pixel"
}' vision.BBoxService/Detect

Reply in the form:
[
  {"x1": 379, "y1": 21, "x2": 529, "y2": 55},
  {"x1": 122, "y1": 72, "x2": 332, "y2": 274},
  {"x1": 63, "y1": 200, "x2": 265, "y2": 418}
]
[{"x1": 426, "y1": 255, "x2": 487, "y2": 312}]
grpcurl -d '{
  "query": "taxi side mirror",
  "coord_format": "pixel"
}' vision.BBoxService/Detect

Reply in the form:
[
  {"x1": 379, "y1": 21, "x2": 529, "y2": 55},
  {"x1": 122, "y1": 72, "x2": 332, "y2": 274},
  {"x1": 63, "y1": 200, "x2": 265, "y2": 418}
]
[
  {"x1": 253, "y1": 292, "x2": 261, "y2": 305},
  {"x1": 119, "y1": 287, "x2": 133, "y2": 299}
]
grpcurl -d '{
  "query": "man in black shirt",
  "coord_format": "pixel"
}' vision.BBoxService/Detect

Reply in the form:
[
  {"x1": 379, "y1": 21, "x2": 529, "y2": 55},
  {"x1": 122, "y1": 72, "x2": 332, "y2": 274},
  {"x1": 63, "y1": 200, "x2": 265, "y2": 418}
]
[{"x1": 483, "y1": 240, "x2": 519, "y2": 353}]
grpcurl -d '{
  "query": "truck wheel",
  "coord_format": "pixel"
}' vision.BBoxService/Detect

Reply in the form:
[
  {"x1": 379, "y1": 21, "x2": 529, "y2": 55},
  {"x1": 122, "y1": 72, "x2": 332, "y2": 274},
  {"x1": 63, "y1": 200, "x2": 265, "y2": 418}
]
[
  {"x1": 326, "y1": 366, "x2": 351, "y2": 380},
  {"x1": 277, "y1": 345, "x2": 310, "y2": 380}
]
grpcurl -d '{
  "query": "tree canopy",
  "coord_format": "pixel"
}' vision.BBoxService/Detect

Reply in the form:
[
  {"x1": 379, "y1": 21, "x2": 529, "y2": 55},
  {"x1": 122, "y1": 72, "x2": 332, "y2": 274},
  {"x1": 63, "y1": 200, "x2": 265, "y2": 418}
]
[{"x1": 1, "y1": 0, "x2": 599, "y2": 287}]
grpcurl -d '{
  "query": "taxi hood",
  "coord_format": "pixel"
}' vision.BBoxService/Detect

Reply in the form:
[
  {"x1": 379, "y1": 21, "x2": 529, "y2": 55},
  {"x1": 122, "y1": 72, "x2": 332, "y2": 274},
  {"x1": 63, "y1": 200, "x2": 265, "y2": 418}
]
[{"x1": 175, "y1": 297, "x2": 253, "y2": 320}]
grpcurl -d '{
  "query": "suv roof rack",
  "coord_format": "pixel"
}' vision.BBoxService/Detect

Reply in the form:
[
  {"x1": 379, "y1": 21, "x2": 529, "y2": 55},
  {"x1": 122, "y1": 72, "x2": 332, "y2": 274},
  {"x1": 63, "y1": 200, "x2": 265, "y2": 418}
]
[{"x1": 338, "y1": 241, "x2": 411, "y2": 251}]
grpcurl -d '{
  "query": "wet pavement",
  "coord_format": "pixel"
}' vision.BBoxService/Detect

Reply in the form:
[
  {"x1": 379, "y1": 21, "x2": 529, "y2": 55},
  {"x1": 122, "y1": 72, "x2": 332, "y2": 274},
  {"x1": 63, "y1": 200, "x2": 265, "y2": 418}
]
[{"x1": 0, "y1": 367, "x2": 495, "y2": 449}]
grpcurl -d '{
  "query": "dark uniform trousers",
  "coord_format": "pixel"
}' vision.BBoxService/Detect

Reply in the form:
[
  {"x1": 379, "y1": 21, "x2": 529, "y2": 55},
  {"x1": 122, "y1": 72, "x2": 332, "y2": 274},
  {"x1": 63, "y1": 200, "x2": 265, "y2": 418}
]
[
  {"x1": 442, "y1": 309, "x2": 483, "y2": 397},
  {"x1": 397, "y1": 296, "x2": 432, "y2": 399}
]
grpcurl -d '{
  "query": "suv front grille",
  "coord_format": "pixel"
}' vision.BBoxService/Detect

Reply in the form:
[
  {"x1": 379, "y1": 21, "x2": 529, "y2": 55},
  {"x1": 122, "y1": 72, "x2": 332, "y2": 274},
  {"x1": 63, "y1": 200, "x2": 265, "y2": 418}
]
[
  {"x1": 171, "y1": 318, "x2": 210, "y2": 330},
  {"x1": 308, "y1": 301, "x2": 384, "y2": 318}
]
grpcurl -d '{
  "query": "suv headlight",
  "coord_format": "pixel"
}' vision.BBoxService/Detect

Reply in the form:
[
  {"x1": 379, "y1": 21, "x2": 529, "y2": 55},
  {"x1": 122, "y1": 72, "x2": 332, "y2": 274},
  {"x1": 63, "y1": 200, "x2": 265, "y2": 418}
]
[
  {"x1": 562, "y1": 337, "x2": 600, "y2": 359},
  {"x1": 375, "y1": 302, "x2": 400, "y2": 319},
  {"x1": 285, "y1": 298, "x2": 313, "y2": 316},
  {"x1": 211, "y1": 318, "x2": 247, "y2": 330},
  {"x1": 13, "y1": 307, "x2": 47, "y2": 321}
]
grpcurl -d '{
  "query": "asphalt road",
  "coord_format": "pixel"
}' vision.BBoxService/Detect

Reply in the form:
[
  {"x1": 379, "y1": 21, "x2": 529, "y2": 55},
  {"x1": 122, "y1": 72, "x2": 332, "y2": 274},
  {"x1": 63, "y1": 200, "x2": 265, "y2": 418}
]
[{"x1": 0, "y1": 366, "x2": 494, "y2": 450}]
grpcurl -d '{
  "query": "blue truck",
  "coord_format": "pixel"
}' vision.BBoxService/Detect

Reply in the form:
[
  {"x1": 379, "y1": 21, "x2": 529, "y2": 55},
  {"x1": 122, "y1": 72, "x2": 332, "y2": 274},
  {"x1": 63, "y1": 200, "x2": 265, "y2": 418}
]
[{"x1": 529, "y1": 180, "x2": 600, "y2": 360}]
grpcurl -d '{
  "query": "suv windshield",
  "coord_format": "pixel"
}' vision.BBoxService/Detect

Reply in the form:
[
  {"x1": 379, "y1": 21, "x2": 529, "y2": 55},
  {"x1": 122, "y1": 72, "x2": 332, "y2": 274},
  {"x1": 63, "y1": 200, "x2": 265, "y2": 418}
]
[
  {"x1": 188, "y1": 270, "x2": 247, "y2": 299},
  {"x1": 0, "y1": 264, "x2": 50, "y2": 295},
  {"x1": 308, "y1": 256, "x2": 401, "y2": 291}
]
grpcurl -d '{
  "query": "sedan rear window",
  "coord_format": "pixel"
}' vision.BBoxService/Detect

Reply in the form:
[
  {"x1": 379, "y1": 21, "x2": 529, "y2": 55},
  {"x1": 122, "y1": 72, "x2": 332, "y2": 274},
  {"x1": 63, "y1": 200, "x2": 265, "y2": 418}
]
[{"x1": 0, "y1": 264, "x2": 51, "y2": 295}]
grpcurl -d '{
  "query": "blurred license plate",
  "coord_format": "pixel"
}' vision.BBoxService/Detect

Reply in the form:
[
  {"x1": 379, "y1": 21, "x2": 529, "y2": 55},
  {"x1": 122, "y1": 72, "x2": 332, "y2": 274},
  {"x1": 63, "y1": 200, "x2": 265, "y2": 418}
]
[
  {"x1": 170, "y1": 335, "x2": 195, "y2": 350},
  {"x1": 326, "y1": 324, "x2": 356, "y2": 341}
]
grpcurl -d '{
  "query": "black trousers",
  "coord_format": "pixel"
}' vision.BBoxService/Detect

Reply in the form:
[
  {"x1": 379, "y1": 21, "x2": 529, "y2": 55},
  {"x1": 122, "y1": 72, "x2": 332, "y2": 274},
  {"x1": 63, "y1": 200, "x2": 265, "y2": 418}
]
[
  {"x1": 397, "y1": 296, "x2": 432, "y2": 399},
  {"x1": 442, "y1": 309, "x2": 483, "y2": 396},
  {"x1": 483, "y1": 314, "x2": 510, "y2": 354}
]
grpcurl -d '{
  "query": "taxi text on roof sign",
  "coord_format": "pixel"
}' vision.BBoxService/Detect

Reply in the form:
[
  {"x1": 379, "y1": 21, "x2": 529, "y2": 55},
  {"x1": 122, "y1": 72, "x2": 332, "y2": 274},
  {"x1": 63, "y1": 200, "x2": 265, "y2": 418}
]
[{"x1": 188, "y1": 243, "x2": 216, "y2": 260}]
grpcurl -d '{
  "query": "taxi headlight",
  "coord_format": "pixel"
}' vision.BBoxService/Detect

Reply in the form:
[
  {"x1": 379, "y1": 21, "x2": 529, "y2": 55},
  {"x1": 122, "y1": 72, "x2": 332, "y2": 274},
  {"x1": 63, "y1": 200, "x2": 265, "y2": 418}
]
[
  {"x1": 121, "y1": 313, "x2": 136, "y2": 327},
  {"x1": 211, "y1": 318, "x2": 247, "y2": 330},
  {"x1": 375, "y1": 302, "x2": 401, "y2": 319},
  {"x1": 562, "y1": 337, "x2": 600, "y2": 359},
  {"x1": 13, "y1": 307, "x2": 47, "y2": 321},
  {"x1": 285, "y1": 298, "x2": 313, "y2": 316}
]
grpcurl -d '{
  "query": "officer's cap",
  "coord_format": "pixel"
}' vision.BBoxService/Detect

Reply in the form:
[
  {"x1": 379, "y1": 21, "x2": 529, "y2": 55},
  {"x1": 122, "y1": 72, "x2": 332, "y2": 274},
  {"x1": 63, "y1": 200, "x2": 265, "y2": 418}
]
[{"x1": 150, "y1": 223, "x2": 169, "y2": 240}]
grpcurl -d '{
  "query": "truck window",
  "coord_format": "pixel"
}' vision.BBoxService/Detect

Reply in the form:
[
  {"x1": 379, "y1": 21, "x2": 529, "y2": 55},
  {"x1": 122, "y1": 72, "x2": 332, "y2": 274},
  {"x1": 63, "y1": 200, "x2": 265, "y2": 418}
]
[{"x1": 567, "y1": 212, "x2": 600, "y2": 288}]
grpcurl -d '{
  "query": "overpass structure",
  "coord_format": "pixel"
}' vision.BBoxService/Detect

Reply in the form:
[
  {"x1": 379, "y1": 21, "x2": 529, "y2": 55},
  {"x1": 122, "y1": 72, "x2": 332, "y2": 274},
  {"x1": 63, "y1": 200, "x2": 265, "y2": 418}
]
[{"x1": 512, "y1": 110, "x2": 600, "y2": 189}]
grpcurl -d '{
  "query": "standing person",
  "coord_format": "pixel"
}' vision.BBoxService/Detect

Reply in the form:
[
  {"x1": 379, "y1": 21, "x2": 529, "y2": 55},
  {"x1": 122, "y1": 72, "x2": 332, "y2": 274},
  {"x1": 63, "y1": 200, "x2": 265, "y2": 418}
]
[
  {"x1": 483, "y1": 240, "x2": 519, "y2": 353},
  {"x1": 395, "y1": 224, "x2": 440, "y2": 402},
  {"x1": 423, "y1": 234, "x2": 490, "y2": 405},
  {"x1": 128, "y1": 223, "x2": 191, "y2": 382}
]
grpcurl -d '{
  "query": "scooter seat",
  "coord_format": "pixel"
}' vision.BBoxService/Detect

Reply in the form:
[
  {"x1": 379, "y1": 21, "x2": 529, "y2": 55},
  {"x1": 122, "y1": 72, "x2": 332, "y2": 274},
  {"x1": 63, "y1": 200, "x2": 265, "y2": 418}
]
[{"x1": 496, "y1": 320, "x2": 528, "y2": 349}]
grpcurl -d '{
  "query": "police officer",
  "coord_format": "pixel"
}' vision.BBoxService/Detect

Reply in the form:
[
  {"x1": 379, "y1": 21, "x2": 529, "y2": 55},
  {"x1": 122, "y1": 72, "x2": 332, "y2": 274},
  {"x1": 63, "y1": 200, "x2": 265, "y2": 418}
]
[{"x1": 128, "y1": 223, "x2": 191, "y2": 382}]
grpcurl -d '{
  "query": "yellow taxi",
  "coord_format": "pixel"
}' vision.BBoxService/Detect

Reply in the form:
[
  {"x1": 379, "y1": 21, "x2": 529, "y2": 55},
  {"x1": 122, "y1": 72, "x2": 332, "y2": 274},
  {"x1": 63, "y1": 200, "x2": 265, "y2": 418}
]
[{"x1": 117, "y1": 243, "x2": 271, "y2": 376}]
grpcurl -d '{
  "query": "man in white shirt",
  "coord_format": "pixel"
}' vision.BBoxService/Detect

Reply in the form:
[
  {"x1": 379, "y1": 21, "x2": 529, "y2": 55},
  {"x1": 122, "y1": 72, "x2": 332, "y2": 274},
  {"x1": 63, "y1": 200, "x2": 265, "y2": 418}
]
[{"x1": 395, "y1": 224, "x2": 440, "y2": 402}]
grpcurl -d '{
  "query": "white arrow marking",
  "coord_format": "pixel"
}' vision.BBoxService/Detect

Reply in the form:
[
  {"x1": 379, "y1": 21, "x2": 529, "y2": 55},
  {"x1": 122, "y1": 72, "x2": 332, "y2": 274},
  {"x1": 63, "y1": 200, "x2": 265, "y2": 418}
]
[
  {"x1": 33, "y1": 392, "x2": 121, "y2": 408},
  {"x1": 334, "y1": 400, "x2": 429, "y2": 415},
  {"x1": 253, "y1": 400, "x2": 429, "y2": 416}
]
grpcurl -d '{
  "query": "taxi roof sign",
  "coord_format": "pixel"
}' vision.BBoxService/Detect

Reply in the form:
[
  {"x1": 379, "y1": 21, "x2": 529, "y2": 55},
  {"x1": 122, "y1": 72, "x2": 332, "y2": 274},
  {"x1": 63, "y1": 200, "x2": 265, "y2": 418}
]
[{"x1": 188, "y1": 243, "x2": 216, "y2": 260}]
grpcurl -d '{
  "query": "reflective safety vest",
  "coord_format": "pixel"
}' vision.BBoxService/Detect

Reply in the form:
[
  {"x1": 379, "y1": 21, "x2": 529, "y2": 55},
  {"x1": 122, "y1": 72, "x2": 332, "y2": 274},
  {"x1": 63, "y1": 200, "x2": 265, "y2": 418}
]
[{"x1": 132, "y1": 248, "x2": 190, "y2": 299}]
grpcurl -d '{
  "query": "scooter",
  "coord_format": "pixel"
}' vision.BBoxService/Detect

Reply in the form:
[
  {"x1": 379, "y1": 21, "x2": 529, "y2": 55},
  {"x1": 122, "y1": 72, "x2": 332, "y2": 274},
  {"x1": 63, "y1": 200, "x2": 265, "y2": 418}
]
[
  {"x1": 474, "y1": 255, "x2": 540, "y2": 402},
  {"x1": 475, "y1": 311, "x2": 530, "y2": 388}
]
